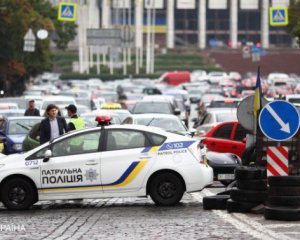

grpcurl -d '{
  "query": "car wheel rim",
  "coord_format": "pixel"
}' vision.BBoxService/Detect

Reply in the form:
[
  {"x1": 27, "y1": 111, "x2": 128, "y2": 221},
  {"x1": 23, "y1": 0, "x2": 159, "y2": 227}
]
[
  {"x1": 157, "y1": 181, "x2": 176, "y2": 199},
  {"x1": 8, "y1": 186, "x2": 26, "y2": 205}
]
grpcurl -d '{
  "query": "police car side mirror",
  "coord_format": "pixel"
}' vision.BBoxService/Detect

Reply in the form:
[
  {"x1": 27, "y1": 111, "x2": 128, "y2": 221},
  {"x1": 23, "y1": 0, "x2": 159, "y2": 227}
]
[
  {"x1": 43, "y1": 150, "x2": 52, "y2": 162},
  {"x1": 174, "y1": 108, "x2": 181, "y2": 115},
  {"x1": 190, "y1": 128, "x2": 196, "y2": 137}
]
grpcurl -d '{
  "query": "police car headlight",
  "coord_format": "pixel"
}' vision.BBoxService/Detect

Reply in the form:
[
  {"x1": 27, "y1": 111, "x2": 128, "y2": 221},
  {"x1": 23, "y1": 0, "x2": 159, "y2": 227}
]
[{"x1": 12, "y1": 144, "x2": 22, "y2": 151}]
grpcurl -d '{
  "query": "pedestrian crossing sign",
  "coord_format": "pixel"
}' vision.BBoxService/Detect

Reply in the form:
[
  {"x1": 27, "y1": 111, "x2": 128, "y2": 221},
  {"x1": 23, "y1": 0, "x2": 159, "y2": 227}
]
[
  {"x1": 269, "y1": 7, "x2": 288, "y2": 26},
  {"x1": 58, "y1": 2, "x2": 77, "y2": 22}
]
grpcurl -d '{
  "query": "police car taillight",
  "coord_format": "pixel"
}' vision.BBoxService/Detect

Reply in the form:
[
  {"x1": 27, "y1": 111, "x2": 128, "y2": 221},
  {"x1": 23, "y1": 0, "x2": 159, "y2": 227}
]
[
  {"x1": 197, "y1": 141, "x2": 207, "y2": 165},
  {"x1": 188, "y1": 141, "x2": 206, "y2": 165}
]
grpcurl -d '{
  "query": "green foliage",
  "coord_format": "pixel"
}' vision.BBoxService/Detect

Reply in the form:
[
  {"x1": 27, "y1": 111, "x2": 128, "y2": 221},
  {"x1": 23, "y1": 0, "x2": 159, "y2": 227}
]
[
  {"x1": 53, "y1": 21, "x2": 77, "y2": 50},
  {"x1": 0, "y1": 0, "x2": 76, "y2": 95},
  {"x1": 60, "y1": 73, "x2": 161, "y2": 81},
  {"x1": 288, "y1": 0, "x2": 300, "y2": 46}
]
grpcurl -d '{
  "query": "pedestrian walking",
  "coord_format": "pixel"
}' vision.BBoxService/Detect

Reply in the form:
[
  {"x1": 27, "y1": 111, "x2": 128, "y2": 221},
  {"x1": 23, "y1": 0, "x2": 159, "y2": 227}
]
[
  {"x1": 40, "y1": 104, "x2": 68, "y2": 144},
  {"x1": 24, "y1": 99, "x2": 40, "y2": 116},
  {"x1": 65, "y1": 104, "x2": 85, "y2": 131}
]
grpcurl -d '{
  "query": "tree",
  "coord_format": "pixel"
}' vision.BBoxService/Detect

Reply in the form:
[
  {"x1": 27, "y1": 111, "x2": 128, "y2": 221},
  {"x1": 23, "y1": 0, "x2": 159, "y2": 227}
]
[
  {"x1": 0, "y1": 0, "x2": 77, "y2": 95},
  {"x1": 288, "y1": 0, "x2": 300, "y2": 46}
]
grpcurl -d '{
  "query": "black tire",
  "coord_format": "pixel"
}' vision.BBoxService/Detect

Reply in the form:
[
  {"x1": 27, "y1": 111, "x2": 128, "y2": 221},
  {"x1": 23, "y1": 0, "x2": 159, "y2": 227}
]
[
  {"x1": 220, "y1": 180, "x2": 234, "y2": 187},
  {"x1": 230, "y1": 188, "x2": 268, "y2": 203},
  {"x1": 241, "y1": 145, "x2": 256, "y2": 166},
  {"x1": 264, "y1": 206, "x2": 300, "y2": 221},
  {"x1": 268, "y1": 186, "x2": 300, "y2": 197},
  {"x1": 217, "y1": 189, "x2": 232, "y2": 195},
  {"x1": 0, "y1": 178, "x2": 36, "y2": 210},
  {"x1": 268, "y1": 176, "x2": 300, "y2": 187},
  {"x1": 237, "y1": 179, "x2": 267, "y2": 191},
  {"x1": 268, "y1": 196, "x2": 300, "y2": 207},
  {"x1": 203, "y1": 195, "x2": 230, "y2": 210},
  {"x1": 235, "y1": 166, "x2": 266, "y2": 180},
  {"x1": 227, "y1": 199, "x2": 259, "y2": 213},
  {"x1": 148, "y1": 172, "x2": 184, "y2": 206}
]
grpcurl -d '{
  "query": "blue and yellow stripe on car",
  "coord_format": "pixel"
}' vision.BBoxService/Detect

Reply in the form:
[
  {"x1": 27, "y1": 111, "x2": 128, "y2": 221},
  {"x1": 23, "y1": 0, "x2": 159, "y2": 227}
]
[
  {"x1": 38, "y1": 160, "x2": 147, "y2": 192},
  {"x1": 141, "y1": 146, "x2": 160, "y2": 153},
  {"x1": 102, "y1": 161, "x2": 147, "y2": 188}
]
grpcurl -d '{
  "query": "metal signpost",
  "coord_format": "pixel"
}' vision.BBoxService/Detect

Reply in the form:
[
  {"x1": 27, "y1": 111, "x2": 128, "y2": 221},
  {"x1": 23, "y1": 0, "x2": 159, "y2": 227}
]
[{"x1": 121, "y1": 25, "x2": 135, "y2": 49}]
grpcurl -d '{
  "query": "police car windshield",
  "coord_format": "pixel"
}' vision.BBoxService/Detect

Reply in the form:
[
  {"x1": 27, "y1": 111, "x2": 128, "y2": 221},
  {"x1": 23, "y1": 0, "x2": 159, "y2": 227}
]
[{"x1": 136, "y1": 118, "x2": 187, "y2": 132}]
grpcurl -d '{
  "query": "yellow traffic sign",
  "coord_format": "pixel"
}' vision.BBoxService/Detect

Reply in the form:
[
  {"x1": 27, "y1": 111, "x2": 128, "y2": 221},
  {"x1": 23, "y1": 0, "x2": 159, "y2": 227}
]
[
  {"x1": 58, "y1": 2, "x2": 77, "y2": 22},
  {"x1": 269, "y1": 7, "x2": 288, "y2": 26}
]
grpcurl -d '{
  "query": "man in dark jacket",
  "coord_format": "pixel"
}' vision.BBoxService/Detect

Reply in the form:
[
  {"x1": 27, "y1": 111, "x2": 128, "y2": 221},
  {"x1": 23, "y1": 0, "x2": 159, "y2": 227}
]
[
  {"x1": 24, "y1": 100, "x2": 40, "y2": 116},
  {"x1": 40, "y1": 104, "x2": 68, "y2": 144}
]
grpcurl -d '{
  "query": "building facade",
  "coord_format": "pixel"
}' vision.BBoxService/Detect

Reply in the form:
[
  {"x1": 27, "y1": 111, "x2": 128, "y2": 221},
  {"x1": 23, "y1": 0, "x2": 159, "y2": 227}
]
[{"x1": 100, "y1": 0, "x2": 292, "y2": 49}]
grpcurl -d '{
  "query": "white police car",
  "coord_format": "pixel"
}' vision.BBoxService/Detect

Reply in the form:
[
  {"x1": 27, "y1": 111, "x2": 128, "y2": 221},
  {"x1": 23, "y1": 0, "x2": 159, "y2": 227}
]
[{"x1": 0, "y1": 121, "x2": 213, "y2": 210}]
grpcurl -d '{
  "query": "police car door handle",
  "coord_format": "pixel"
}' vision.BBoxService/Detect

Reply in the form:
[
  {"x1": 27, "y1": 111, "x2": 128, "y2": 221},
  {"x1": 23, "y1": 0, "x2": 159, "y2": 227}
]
[
  {"x1": 30, "y1": 167, "x2": 39, "y2": 170},
  {"x1": 85, "y1": 161, "x2": 98, "y2": 166},
  {"x1": 140, "y1": 156, "x2": 152, "y2": 159}
]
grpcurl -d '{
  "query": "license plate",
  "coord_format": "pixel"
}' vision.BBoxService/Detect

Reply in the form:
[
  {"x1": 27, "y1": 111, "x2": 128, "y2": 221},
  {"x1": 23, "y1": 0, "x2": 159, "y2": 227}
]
[{"x1": 218, "y1": 174, "x2": 235, "y2": 180}]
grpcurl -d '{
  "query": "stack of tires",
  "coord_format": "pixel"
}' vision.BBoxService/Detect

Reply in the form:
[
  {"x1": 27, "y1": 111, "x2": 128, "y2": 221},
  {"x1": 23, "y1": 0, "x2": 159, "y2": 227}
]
[
  {"x1": 203, "y1": 194, "x2": 230, "y2": 210},
  {"x1": 265, "y1": 176, "x2": 300, "y2": 221},
  {"x1": 227, "y1": 166, "x2": 268, "y2": 213}
]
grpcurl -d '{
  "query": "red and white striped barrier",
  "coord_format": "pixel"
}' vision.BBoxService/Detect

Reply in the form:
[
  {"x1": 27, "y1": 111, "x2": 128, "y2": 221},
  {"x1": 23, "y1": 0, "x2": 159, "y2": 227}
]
[{"x1": 267, "y1": 146, "x2": 288, "y2": 176}]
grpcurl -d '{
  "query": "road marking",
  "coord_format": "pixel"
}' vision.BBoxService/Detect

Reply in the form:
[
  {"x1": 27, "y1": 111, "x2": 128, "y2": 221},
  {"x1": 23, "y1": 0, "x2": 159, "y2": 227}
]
[
  {"x1": 267, "y1": 224, "x2": 300, "y2": 229},
  {"x1": 265, "y1": 104, "x2": 290, "y2": 133},
  {"x1": 192, "y1": 189, "x2": 295, "y2": 240}
]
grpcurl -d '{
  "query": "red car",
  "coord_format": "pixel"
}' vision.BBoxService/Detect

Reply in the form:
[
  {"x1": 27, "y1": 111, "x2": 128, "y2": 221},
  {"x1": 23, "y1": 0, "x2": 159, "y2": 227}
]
[{"x1": 201, "y1": 121, "x2": 251, "y2": 157}]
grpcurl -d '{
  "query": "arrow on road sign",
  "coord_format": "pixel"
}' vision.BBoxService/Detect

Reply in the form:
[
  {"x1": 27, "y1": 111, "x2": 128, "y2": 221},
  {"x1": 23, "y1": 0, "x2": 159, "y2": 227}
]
[{"x1": 265, "y1": 104, "x2": 290, "y2": 134}]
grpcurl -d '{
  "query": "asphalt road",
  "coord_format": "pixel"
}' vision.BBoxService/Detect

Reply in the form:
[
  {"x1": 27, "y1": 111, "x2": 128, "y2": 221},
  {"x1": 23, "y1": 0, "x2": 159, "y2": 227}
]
[{"x1": 0, "y1": 183, "x2": 299, "y2": 240}]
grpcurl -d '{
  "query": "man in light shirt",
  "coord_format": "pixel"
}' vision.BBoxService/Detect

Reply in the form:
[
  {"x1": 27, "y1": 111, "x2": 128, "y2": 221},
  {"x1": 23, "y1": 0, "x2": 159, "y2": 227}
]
[{"x1": 40, "y1": 104, "x2": 68, "y2": 144}]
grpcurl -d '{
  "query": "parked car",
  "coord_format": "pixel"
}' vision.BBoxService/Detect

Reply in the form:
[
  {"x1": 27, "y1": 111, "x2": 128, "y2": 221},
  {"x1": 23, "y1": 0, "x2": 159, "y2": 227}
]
[
  {"x1": 206, "y1": 98, "x2": 241, "y2": 109},
  {"x1": 208, "y1": 71, "x2": 228, "y2": 85},
  {"x1": 201, "y1": 121, "x2": 251, "y2": 157},
  {"x1": 158, "y1": 71, "x2": 191, "y2": 86},
  {"x1": 0, "y1": 109, "x2": 25, "y2": 118},
  {"x1": 191, "y1": 70, "x2": 208, "y2": 82},
  {"x1": 196, "y1": 108, "x2": 237, "y2": 135},
  {"x1": 39, "y1": 96, "x2": 77, "y2": 116},
  {"x1": 0, "y1": 117, "x2": 43, "y2": 154},
  {"x1": 133, "y1": 97, "x2": 181, "y2": 115},
  {"x1": 206, "y1": 151, "x2": 241, "y2": 186}
]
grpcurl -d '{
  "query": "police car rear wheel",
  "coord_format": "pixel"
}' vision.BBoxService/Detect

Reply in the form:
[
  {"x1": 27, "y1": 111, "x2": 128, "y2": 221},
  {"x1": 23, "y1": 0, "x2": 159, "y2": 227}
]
[
  {"x1": 1, "y1": 178, "x2": 36, "y2": 210},
  {"x1": 149, "y1": 173, "x2": 184, "y2": 206}
]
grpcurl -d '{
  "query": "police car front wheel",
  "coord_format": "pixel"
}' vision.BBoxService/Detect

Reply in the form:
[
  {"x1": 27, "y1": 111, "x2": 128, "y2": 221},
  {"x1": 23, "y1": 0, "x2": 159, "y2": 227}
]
[
  {"x1": 149, "y1": 172, "x2": 185, "y2": 206},
  {"x1": 0, "y1": 178, "x2": 36, "y2": 210}
]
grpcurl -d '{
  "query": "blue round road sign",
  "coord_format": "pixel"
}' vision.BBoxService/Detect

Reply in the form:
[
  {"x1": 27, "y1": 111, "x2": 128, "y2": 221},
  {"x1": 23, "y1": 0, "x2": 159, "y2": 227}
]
[{"x1": 259, "y1": 100, "x2": 300, "y2": 141}]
